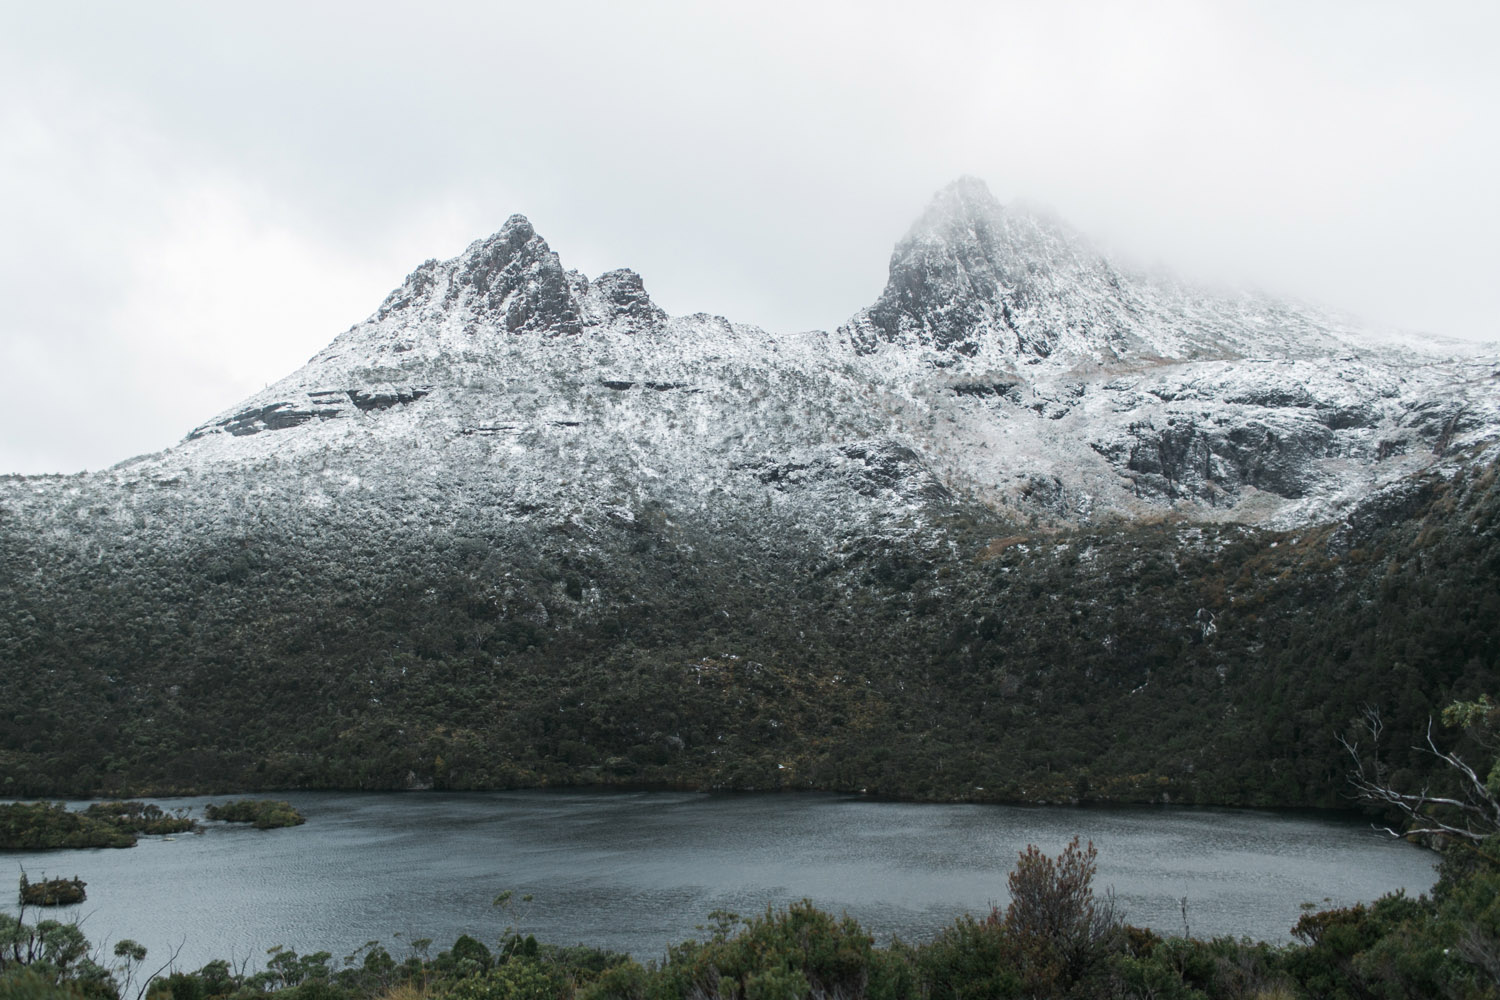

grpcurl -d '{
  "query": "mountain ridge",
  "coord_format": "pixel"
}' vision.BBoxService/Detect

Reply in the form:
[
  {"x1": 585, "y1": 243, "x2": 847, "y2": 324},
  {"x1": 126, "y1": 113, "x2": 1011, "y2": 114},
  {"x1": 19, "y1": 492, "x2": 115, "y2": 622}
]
[
  {"x1": 1, "y1": 179, "x2": 1497, "y2": 805},
  {"x1": 117, "y1": 179, "x2": 1495, "y2": 536}
]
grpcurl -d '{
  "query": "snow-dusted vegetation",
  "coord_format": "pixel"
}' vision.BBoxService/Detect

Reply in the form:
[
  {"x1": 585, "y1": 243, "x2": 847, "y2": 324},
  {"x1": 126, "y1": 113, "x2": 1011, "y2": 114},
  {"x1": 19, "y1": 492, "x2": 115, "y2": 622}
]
[{"x1": 1, "y1": 180, "x2": 1496, "y2": 803}]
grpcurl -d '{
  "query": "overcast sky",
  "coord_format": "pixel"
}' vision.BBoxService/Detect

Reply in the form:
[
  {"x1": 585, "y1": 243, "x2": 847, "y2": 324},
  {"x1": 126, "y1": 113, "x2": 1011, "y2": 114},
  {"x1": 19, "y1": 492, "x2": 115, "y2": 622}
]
[{"x1": 3, "y1": 1, "x2": 1497, "y2": 474}]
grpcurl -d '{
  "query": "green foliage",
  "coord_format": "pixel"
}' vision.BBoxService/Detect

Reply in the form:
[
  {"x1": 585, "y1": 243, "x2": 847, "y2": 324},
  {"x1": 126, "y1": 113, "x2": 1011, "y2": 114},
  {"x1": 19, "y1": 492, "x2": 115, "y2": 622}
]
[
  {"x1": 575, "y1": 959, "x2": 647, "y2": 1000},
  {"x1": 918, "y1": 915, "x2": 1024, "y2": 1000},
  {"x1": 249, "y1": 947, "x2": 337, "y2": 991},
  {"x1": 1429, "y1": 841, "x2": 1500, "y2": 994},
  {"x1": 447, "y1": 935, "x2": 492, "y2": 975},
  {"x1": 0, "y1": 801, "x2": 196, "y2": 852},
  {"x1": 439, "y1": 959, "x2": 559, "y2": 1000},
  {"x1": 18, "y1": 876, "x2": 85, "y2": 907},
  {"x1": 1444, "y1": 695, "x2": 1500, "y2": 802},
  {"x1": 81, "y1": 802, "x2": 196, "y2": 836},
  {"x1": 204, "y1": 800, "x2": 304, "y2": 829},
  {"x1": 647, "y1": 900, "x2": 896, "y2": 1000},
  {"x1": 0, "y1": 804, "x2": 134, "y2": 851},
  {"x1": 0, "y1": 913, "x2": 116, "y2": 1000},
  {"x1": 0, "y1": 968, "x2": 92, "y2": 1000},
  {"x1": 914, "y1": 837, "x2": 1121, "y2": 999}
]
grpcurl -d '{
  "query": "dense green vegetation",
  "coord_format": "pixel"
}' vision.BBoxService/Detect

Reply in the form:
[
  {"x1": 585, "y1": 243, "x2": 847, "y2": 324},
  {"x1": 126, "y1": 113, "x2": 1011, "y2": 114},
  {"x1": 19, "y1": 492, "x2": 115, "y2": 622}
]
[
  {"x1": 0, "y1": 802, "x2": 196, "y2": 851},
  {"x1": 2, "y1": 453, "x2": 1495, "y2": 809},
  {"x1": 204, "y1": 800, "x2": 304, "y2": 829},
  {"x1": 3, "y1": 833, "x2": 1497, "y2": 999},
  {"x1": 81, "y1": 802, "x2": 197, "y2": 836},
  {"x1": 18, "y1": 874, "x2": 86, "y2": 906},
  {"x1": 1, "y1": 803, "x2": 136, "y2": 850}
]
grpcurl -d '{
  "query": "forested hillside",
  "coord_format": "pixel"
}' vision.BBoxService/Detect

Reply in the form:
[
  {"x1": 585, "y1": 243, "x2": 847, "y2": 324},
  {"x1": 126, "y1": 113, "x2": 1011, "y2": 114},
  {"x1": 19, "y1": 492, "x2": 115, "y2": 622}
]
[{"x1": 3, "y1": 452, "x2": 1494, "y2": 805}]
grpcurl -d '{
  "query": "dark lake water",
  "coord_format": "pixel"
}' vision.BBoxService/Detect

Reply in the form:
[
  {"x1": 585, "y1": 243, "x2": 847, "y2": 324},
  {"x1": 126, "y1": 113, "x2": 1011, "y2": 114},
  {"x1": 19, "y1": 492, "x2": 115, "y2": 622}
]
[{"x1": 1, "y1": 790, "x2": 1435, "y2": 972}]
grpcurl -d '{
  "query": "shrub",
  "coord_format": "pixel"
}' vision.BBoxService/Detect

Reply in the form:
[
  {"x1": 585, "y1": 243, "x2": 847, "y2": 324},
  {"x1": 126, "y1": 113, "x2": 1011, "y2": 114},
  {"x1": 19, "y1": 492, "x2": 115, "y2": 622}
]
[
  {"x1": 918, "y1": 915, "x2": 1023, "y2": 1000},
  {"x1": 439, "y1": 959, "x2": 559, "y2": 1000},
  {"x1": 1004, "y1": 836, "x2": 1120, "y2": 996},
  {"x1": 651, "y1": 901, "x2": 892, "y2": 1000},
  {"x1": 575, "y1": 960, "x2": 647, "y2": 1000}
]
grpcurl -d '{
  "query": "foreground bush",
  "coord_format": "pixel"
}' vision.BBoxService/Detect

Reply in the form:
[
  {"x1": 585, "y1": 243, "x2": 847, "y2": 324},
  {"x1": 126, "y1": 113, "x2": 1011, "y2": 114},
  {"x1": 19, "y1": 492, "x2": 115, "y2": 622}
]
[{"x1": 635, "y1": 901, "x2": 912, "y2": 1000}]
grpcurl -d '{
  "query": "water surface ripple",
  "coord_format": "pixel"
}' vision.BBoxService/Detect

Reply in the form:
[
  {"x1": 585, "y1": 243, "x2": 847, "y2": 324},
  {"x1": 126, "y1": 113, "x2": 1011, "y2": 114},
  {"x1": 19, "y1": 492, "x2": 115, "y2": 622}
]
[{"x1": 0, "y1": 791, "x2": 1435, "y2": 970}]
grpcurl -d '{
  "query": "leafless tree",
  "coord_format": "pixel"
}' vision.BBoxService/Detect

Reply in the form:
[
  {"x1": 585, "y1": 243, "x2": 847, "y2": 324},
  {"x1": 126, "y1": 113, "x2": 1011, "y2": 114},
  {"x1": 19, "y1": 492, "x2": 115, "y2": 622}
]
[{"x1": 1340, "y1": 702, "x2": 1500, "y2": 843}]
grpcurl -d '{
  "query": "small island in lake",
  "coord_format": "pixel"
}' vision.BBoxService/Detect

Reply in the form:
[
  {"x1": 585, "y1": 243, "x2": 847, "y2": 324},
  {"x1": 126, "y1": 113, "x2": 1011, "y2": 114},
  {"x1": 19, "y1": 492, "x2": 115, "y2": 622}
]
[
  {"x1": 18, "y1": 873, "x2": 85, "y2": 906},
  {"x1": 204, "y1": 799, "x2": 305, "y2": 829},
  {"x1": 0, "y1": 800, "x2": 198, "y2": 850}
]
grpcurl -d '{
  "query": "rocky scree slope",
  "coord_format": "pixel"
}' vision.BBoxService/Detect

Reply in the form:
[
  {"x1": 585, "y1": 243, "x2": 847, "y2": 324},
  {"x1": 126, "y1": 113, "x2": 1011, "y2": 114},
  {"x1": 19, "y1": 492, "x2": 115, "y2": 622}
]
[{"x1": 1, "y1": 179, "x2": 1497, "y2": 804}]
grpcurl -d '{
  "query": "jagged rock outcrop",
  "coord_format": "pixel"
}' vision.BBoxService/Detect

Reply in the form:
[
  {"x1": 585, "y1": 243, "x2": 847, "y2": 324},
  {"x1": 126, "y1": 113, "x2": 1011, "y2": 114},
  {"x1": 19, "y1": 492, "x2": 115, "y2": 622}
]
[
  {"x1": 845, "y1": 177, "x2": 1138, "y2": 361},
  {"x1": 582, "y1": 268, "x2": 668, "y2": 334}
]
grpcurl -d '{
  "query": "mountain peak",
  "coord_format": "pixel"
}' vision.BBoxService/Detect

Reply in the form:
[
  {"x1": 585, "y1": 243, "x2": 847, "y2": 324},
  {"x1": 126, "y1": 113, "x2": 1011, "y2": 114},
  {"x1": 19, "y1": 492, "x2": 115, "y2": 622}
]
[
  {"x1": 913, "y1": 176, "x2": 1002, "y2": 231},
  {"x1": 843, "y1": 178, "x2": 1334, "y2": 367},
  {"x1": 444, "y1": 215, "x2": 583, "y2": 336},
  {"x1": 841, "y1": 179, "x2": 1103, "y2": 361}
]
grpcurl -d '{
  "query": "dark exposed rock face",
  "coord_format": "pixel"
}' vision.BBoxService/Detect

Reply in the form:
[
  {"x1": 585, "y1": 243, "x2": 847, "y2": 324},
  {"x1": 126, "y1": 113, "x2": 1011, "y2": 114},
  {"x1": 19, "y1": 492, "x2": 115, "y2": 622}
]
[
  {"x1": 1402, "y1": 399, "x2": 1483, "y2": 456},
  {"x1": 855, "y1": 179, "x2": 1041, "y2": 357},
  {"x1": 452, "y1": 216, "x2": 584, "y2": 336},
  {"x1": 376, "y1": 259, "x2": 440, "y2": 321},
  {"x1": 187, "y1": 386, "x2": 432, "y2": 439},
  {"x1": 1093, "y1": 415, "x2": 1337, "y2": 503},
  {"x1": 733, "y1": 442, "x2": 944, "y2": 500},
  {"x1": 378, "y1": 226, "x2": 665, "y2": 341},
  {"x1": 187, "y1": 401, "x2": 346, "y2": 439},
  {"x1": 950, "y1": 380, "x2": 1023, "y2": 402},
  {"x1": 347, "y1": 387, "x2": 431, "y2": 411},
  {"x1": 371, "y1": 215, "x2": 584, "y2": 336},
  {"x1": 843, "y1": 178, "x2": 1136, "y2": 361},
  {"x1": 584, "y1": 268, "x2": 667, "y2": 334}
]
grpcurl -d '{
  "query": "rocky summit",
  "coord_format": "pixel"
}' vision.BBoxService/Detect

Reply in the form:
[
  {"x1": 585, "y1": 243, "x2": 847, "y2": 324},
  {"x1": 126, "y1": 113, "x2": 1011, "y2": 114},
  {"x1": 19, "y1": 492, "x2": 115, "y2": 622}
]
[
  {"x1": 161, "y1": 177, "x2": 1499, "y2": 529},
  {"x1": 2, "y1": 179, "x2": 1498, "y2": 804}
]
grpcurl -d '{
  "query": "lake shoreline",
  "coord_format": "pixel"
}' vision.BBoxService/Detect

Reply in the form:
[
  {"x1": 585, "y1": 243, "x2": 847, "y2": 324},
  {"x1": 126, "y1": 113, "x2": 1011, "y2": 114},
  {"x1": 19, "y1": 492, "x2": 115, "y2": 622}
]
[
  {"x1": 2, "y1": 789, "x2": 1436, "y2": 969},
  {"x1": 7, "y1": 775, "x2": 1391, "y2": 821}
]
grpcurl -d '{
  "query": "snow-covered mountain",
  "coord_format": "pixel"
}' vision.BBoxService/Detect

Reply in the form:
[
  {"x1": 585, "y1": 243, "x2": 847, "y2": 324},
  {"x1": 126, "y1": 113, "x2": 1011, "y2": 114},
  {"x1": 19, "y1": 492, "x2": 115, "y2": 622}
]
[
  {"x1": 109, "y1": 176, "x2": 1497, "y2": 535},
  {"x1": 3, "y1": 178, "x2": 1497, "y2": 802}
]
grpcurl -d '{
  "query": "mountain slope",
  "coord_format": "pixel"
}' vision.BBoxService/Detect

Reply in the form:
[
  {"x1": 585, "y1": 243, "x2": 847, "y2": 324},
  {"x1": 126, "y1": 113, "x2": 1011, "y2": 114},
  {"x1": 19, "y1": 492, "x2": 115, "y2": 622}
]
[
  {"x1": 1, "y1": 179, "x2": 1496, "y2": 804},
  {"x1": 152, "y1": 179, "x2": 1499, "y2": 531}
]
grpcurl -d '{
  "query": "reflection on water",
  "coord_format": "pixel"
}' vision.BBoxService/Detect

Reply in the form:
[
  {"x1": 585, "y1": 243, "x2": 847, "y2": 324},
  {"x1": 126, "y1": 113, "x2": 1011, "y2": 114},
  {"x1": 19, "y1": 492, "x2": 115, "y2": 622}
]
[{"x1": 0, "y1": 790, "x2": 1435, "y2": 969}]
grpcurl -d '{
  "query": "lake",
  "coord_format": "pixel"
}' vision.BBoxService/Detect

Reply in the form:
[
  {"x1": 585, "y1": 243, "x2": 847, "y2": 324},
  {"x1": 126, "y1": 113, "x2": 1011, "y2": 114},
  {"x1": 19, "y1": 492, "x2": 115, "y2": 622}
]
[{"x1": 0, "y1": 790, "x2": 1435, "y2": 972}]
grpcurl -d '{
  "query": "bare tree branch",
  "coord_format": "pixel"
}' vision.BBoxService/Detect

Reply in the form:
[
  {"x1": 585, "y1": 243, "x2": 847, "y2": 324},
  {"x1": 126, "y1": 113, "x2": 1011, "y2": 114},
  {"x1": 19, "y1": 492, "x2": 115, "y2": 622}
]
[
  {"x1": 136, "y1": 938, "x2": 187, "y2": 1000},
  {"x1": 1343, "y1": 706, "x2": 1500, "y2": 844}
]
